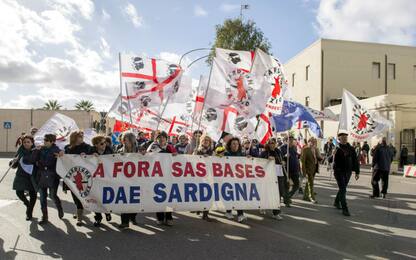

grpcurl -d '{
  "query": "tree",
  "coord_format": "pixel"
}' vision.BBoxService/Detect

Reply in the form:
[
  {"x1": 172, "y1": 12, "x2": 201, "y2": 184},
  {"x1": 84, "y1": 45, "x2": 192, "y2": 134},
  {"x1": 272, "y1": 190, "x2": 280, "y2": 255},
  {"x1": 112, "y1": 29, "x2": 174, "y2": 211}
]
[
  {"x1": 208, "y1": 18, "x2": 271, "y2": 63},
  {"x1": 43, "y1": 100, "x2": 62, "y2": 110},
  {"x1": 75, "y1": 100, "x2": 95, "y2": 112}
]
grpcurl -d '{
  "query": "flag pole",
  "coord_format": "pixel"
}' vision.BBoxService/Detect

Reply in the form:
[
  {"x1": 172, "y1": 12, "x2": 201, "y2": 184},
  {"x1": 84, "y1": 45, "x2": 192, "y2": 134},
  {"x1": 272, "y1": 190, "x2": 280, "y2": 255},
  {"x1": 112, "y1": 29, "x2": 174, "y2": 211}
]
[
  {"x1": 118, "y1": 52, "x2": 124, "y2": 126},
  {"x1": 189, "y1": 75, "x2": 203, "y2": 135},
  {"x1": 286, "y1": 130, "x2": 290, "y2": 186},
  {"x1": 197, "y1": 63, "x2": 214, "y2": 132},
  {"x1": 124, "y1": 83, "x2": 134, "y2": 131}
]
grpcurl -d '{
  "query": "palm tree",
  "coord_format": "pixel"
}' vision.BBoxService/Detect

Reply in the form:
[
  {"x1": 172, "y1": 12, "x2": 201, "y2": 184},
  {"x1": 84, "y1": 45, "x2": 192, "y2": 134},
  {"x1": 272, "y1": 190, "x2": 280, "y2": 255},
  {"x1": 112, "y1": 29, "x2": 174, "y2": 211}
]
[
  {"x1": 43, "y1": 100, "x2": 62, "y2": 110},
  {"x1": 75, "y1": 100, "x2": 95, "y2": 112}
]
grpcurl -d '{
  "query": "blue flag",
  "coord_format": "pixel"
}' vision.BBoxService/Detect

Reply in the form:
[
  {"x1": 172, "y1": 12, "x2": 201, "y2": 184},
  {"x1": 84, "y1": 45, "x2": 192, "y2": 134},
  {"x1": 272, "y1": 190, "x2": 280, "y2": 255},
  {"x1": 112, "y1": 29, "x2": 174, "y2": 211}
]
[{"x1": 271, "y1": 101, "x2": 322, "y2": 137}]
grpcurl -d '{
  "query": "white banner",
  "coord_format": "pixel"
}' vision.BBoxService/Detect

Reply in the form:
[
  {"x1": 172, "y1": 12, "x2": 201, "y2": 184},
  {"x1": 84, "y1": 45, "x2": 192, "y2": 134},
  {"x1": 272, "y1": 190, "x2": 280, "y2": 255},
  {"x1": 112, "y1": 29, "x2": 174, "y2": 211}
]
[{"x1": 56, "y1": 154, "x2": 280, "y2": 213}]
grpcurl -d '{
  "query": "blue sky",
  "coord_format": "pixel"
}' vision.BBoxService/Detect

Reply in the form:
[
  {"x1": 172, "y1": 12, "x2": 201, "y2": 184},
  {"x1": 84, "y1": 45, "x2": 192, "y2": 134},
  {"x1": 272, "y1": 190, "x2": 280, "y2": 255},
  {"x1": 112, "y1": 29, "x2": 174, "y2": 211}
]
[{"x1": 0, "y1": 0, "x2": 415, "y2": 110}]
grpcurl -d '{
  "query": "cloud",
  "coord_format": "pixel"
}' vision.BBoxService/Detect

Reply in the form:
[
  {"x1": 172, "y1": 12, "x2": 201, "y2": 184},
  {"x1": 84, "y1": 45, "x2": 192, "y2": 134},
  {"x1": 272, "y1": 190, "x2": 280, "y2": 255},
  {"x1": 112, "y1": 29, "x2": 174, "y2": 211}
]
[
  {"x1": 0, "y1": 83, "x2": 8, "y2": 91},
  {"x1": 100, "y1": 37, "x2": 111, "y2": 58},
  {"x1": 123, "y1": 3, "x2": 143, "y2": 28},
  {"x1": 48, "y1": 0, "x2": 95, "y2": 20},
  {"x1": 220, "y1": 3, "x2": 240, "y2": 12},
  {"x1": 102, "y1": 9, "x2": 110, "y2": 20},
  {"x1": 194, "y1": 5, "x2": 208, "y2": 17},
  {"x1": 315, "y1": 0, "x2": 416, "y2": 45}
]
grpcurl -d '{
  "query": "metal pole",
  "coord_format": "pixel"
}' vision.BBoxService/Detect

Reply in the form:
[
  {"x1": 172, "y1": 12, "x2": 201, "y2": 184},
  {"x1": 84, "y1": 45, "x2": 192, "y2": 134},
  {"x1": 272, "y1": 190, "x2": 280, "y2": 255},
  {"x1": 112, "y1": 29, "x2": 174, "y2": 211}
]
[
  {"x1": 197, "y1": 63, "x2": 214, "y2": 131},
  {"x1": 124, "y1": 83, "x2": 134, "y2": 130},
  {"x1": 179, "y1": 48, "x2": 210, "y2": 66},
  {"x1": 0, "y1": 166, "x2": 12, "y2": 184},
  {"x1": 6, "y1": 128, "x2": 8, "y2": 153},
  {"x1": 118, "y1": 52, "x2": 124, "y2": 125}
]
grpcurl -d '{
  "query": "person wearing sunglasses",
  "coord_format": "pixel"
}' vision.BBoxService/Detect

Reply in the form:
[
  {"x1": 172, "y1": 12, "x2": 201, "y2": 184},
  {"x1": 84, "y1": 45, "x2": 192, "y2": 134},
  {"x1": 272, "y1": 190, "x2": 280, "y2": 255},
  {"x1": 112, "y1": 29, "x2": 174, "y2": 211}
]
[{"x1": 90, "y1": 135, "x2": 113, "y2": 226}]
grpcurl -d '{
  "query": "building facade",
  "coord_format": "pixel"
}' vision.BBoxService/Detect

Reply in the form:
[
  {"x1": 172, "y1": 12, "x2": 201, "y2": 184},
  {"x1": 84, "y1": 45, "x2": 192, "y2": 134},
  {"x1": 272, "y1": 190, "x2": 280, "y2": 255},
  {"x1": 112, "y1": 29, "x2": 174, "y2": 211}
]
[{"x1": 284, "y1": 39, "x2": 416, "y2": 160}]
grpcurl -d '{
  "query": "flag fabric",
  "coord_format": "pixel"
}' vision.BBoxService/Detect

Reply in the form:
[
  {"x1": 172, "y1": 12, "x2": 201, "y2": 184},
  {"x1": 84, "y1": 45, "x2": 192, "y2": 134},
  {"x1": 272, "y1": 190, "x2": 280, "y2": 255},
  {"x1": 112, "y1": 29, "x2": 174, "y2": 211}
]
[
  {"x1": 120, "y1": 54, "x2": 183, "y2": 107},
  {"x1": 339, "y1": 89, "x2": 392, "y2": 140},
  {"x1": 201, "y1": 105, "x2": 239, "y2": 141},
  {"x1": 305, "y1": 106, "x2": 338, "y2": 121},
  {"x1": 215, "y1": 48, "x2": 254, "y2": 72},
  {"x1": 34, "y1": 113, "x2": 79, "y2": 149},
  {"x1": 251, "y1": 48, "x2": 291, "y2": 115},
  {"x1": 271, "y1": 101, "x2": 322, "y2": 138},
  {"x1": 252, "y1": 114, "x2": 273, "y2": 145}
]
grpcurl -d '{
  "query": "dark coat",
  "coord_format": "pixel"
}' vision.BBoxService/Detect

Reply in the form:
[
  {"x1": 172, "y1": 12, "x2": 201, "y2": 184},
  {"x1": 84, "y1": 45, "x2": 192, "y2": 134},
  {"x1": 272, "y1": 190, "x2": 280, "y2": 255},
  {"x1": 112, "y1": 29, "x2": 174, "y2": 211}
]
[
  {"x1": 64, "y1": 142, "x2": 91, "y2": 155},
  {"x1": 372, "y1": 144, "x2": 393, "y2": 171},
  {"x1": 30, "y1": 144, "x2": 61, "y2": 189},
  {"x1": 280, "y1": 144, "x2": 300, "y2": 175},
  {"x1": 333, "y1": 143, "x2": 360, "y2": 175},
  {"x1": 11, "y1": 146, "x2": 36, "y2": 191},
  {"x1": 89, "y1": 146, "x2": 113, "y2": 155}
]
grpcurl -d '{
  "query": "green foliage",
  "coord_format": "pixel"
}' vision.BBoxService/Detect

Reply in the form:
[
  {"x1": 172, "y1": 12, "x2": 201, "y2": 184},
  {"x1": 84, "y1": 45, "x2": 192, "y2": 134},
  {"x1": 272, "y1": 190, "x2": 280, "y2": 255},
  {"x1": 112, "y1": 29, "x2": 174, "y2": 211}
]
[
  {"x1": 208, "y1": 18, "x2": 271, "y2": 64},
  {"x1": 75, "y1": 100, "x2": 95, "y2": 112},
  {"x1": 43, "y1": 100, "x2": 62, "y2": 110}
]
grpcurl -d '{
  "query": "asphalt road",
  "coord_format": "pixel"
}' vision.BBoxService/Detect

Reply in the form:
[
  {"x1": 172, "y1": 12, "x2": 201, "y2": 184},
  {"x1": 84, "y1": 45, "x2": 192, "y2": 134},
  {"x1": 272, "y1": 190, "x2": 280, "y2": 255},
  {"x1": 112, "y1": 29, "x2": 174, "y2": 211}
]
[{"x1": 0, "y1": 158, "x2": 415, "y2": 260}]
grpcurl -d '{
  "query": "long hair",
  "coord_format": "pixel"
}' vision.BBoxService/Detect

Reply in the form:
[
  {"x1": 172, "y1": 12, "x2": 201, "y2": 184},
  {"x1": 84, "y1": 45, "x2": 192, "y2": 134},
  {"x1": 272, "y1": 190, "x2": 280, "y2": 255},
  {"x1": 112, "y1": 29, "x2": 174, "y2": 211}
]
[
  {"x1": 69, "y1": 131, "x2": 83, "y2": 148},
  {"x1": 122, "y1": 132, "x2": 137, "y2": 153},
  {"x1": 196, "y1": 134, "x2": 212, "y2": 152},
  {"x1": 226, "y1": 137, "x2": 242, "y2": 153}
]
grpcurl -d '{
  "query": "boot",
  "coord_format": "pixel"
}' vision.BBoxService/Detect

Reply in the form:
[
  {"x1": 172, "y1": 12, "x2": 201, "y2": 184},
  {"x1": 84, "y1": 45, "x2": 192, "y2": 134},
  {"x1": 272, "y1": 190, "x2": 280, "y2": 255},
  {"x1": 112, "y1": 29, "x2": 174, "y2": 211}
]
[
  {"x1": 76, "y1": 209, "x2": 83, "y2": 226},
  {"x1": 39, "y1": 208, "x2": 48, "y2": 225}
]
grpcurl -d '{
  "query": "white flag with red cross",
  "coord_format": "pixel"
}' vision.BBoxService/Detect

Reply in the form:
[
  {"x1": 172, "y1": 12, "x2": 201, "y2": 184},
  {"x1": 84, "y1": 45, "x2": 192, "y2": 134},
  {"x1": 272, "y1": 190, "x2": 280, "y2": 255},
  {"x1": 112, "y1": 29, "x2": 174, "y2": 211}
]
[
  {"x1": 250, "y1": 113, "x2": 273, "y2": 145},
  {"x1": 339, "y1": 89, "x2": 392, "y2": 141},
  {"x1": 120, "y1": 54, "x2": 183, "y2": 108},
  {"x1": 215, "y1": 48, "x2": 255, "y2": 72},
  {"x1": 200, "y1": 105, "x2": 240, "y2": 141}
]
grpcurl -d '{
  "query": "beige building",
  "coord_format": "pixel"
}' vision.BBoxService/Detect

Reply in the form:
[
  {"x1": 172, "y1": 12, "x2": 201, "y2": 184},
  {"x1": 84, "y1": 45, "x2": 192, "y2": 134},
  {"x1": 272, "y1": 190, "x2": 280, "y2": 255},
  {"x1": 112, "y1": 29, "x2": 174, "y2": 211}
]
[
  {"x1": 0, "y1": 109, "x2": 102, "y2": 153},
  {"x1": 284, "y1": 39, "x2": 416, "y2": 160}
]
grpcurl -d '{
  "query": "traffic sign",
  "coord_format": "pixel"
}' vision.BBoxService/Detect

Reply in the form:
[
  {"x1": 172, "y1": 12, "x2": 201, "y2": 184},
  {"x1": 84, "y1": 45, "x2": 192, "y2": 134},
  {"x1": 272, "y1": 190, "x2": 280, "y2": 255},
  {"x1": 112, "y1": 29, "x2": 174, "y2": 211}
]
[{"x1": 3, "y1": 121, "x2": 11, "y2": 129}]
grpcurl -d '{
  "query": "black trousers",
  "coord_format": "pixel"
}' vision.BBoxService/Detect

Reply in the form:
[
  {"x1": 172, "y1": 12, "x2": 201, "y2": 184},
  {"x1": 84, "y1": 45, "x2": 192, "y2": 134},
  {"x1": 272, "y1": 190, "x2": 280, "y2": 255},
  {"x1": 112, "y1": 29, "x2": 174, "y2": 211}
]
[
  {"x1": 16, "y1": 190, "x2": 37, "y2": 213},
  {"x1": 94, "y1": 213, "x2": 111, "y2": 222},
  {"x1": 156, "y1": 212, "x2": 173, "y2": 221},
  {"x1": 372, "y1": 170, "x2": 389, "y2": 197},
  {"x1": 287, "y1": 172, "x2": 300, "y2": 198},
  {"x1": 121, "y1": 213, "x2": 137, "y2": 224},
  {"x1": 334, "y1": 172, "x2": 352, "y2": 209},
  {"x1": 70, "y1": 191, "x2": 84, "y2": 210},
  {"x1": 399, "y1": 156, "x2": 407, "y2": 168}
]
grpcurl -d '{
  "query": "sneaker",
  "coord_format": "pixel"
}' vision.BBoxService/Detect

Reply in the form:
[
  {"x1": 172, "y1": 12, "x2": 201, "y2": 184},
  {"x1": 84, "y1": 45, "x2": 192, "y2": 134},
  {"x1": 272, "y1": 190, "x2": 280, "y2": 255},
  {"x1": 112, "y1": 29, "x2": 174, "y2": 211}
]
[
  {"x1": 76, "y1": 220, "x2": 83, "y2": 227},
  {"x1": 165, "y1": 220, "x2": 173, "y2": 226},
  {"x1": 225, "y1": 212, "x2": 234, "y2": 219},
  {"x1": 237, "y1": 215, "x2": 247, "y2": 223},
  {"x1": 310, "y1": 199, "x2": 318, "y2": 204},
  {"x1": 272, "y1": 214, "x2": 283, "y2": 220}
]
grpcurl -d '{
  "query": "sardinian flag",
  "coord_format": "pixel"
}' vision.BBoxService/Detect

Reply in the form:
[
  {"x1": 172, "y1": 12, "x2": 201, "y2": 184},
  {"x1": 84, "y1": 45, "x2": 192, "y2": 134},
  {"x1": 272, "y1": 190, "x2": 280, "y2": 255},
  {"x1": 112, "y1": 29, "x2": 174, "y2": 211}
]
[
  {"x1": 339, "y1": 89, "x2": 392, "y2": 140},
  {"x1": 201, "y1": 105, "x2": 239, "y2": 141},
  {"x1": 253, "y1": 113, "x2": 273, "y2": 145},
  {"x1": 120, "y1": 54, "x2": 183, "y2": 108},
  {"x1": 168, "y1": 116, "x2": 190, "y2": 136},
  {"x1": 215, "y1": 48, "x2": 254, "y2": 72},
  {"x1": 251, "y1": 48, "x2": 290, "y2": 115}
]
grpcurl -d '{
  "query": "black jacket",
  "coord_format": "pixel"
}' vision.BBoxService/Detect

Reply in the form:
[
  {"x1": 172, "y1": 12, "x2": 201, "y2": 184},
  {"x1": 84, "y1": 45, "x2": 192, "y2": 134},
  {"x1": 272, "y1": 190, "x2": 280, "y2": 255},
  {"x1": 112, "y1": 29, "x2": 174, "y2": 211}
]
[
  {"x1": 64, "y1": 142, "x2": 92, "y2": 155},
  {"x1": 333, "y1": 143, "x2": 360, "y2": 175}
]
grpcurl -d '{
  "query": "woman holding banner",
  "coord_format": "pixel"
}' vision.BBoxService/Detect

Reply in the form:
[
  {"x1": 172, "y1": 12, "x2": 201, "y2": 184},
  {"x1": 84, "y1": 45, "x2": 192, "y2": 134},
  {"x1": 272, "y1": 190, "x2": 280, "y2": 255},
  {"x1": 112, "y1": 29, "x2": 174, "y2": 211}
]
[
  {"x1": 118, "y1": 132, "x2": 139, "y2": 229},
  {"x1": 31, "y1": 134, "x2": 63, "y2": 225},
  {"x1": 260, "y1": 138, "x2": 285, "y2": 220},
  {"x1": 148, "y1": 131, "x2": 178, "y2": 226},
  {"x1": 64, "y1": 131, "x2": 91, "y2": 226},
  {"x1": 90, "y1": 135, "x2": 113, "y2": 227},
  {"x1": 10, "y1": 135, "x2": 37, "y2": 221},
  {"x1": 193, "y1": 134, "x2": 214, "y2": 221},
  {"x1": 224, "y1": 137, "x2": 247, "y2": 223}
]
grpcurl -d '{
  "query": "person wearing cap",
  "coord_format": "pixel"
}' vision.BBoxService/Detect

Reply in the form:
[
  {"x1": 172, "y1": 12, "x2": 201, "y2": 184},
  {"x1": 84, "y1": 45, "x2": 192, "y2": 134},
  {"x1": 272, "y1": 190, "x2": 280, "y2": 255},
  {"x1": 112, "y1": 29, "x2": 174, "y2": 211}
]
[
  {"x1": 148, "y1": 131, "x2": 178, "y2": 226},
  {"x1": 333, "y1": 132, "x2": 360, "y2": 216}
]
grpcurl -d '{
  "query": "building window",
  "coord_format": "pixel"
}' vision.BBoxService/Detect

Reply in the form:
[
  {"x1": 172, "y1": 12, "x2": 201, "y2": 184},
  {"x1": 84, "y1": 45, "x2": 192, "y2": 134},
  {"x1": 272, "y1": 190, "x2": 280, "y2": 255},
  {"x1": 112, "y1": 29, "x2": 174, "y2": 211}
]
[
  {"x1": 305, "y1": 96, "x2": 310, "y2": 107},
  {"x1": 413, "y1": 65, "x2": 416, "y2": 80},
  {"x1": 306, "y1": 65, "x2": 310, "y2": 81},
  {"x1": 372, "y1": 62, "x2": 380, "y2": 79},
  {"x1": 387, "y1": 63, "x2": 396, "y2": 80},
  {"x1": 292, "y1": 73, "x2": 295, "y2": 87}
]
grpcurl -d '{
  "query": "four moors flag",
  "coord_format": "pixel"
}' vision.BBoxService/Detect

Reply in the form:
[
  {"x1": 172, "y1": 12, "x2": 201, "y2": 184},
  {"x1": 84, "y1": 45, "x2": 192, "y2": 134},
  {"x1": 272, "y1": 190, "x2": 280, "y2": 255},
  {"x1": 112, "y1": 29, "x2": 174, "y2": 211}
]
[
  {"x1": 120, "y1": 54, "x2": 183, "y2": 108},
  {"x1": 339, "y1": 89, "x2": 392, "y2": 140}
]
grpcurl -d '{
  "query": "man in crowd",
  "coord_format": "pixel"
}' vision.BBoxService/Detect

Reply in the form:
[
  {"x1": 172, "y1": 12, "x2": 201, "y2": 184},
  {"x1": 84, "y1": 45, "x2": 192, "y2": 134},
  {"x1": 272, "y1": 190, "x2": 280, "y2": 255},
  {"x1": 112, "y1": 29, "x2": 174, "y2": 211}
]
[
  {"x1": 399, "y1": 145, "x2": 408, "y2": 169},
  {"x1": 362, "y1": 141, "x2": 370, "y2": 164},
  {"x1": 175, "y1": 134, "x2": 189, "y2": 154},
  {"x1": 371, "y1": 137, "x2": 394, "y2": 199},
  {"x1": 333, "y1": 132, "x2": 360, "y2": 216}
]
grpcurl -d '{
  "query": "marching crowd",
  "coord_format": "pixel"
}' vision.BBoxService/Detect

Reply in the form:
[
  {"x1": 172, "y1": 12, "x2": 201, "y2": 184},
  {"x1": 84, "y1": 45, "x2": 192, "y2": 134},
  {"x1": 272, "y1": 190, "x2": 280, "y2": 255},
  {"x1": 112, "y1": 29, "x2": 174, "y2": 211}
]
[{"x1": 8, "y1": 126, "x2": 396, "y2": 229}]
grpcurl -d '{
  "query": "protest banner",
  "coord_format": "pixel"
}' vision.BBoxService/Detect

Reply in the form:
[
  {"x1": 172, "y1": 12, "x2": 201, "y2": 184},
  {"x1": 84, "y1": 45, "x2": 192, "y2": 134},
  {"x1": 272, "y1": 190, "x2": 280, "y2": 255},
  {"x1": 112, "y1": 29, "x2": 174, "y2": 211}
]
[{"x1": 56, "y1": 153, "x2": 280, "y2": 213}]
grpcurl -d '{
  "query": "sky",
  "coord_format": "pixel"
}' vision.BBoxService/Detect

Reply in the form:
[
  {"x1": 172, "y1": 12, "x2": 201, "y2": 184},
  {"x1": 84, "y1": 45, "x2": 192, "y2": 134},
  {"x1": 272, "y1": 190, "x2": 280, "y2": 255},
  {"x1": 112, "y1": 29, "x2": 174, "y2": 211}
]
[{"x1": 0, "y1": 0, "x2": 415, "y2": 111}]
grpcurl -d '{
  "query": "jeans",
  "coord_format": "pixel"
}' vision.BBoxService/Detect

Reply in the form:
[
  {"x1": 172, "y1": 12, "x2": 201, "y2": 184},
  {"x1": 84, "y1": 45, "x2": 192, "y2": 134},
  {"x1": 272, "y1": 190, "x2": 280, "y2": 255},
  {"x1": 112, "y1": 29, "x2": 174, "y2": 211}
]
[
  {"x1": 334, "y1": 172, "x2": 352, "y2": 209},
  {"x1": 372, "y1": 169, "x2": 389, "y2": 197},
  {"x1": 39, "y1": 186, "x2": 62, "y2": 211}
]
